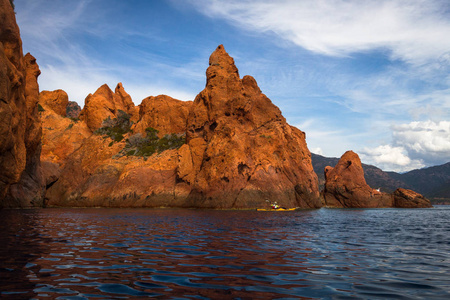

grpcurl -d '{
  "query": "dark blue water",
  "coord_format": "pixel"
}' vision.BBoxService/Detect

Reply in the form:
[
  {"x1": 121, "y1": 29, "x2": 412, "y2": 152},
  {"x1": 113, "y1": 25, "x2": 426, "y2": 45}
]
[{"x1": 1, "y1": 207, "x2": 449, "y2": 299}]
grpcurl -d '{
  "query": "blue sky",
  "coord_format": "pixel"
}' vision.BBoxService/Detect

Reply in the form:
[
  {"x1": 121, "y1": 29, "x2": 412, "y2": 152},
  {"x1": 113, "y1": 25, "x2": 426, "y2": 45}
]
[{"x1": 15, "y1": 0, "x2": 450, "y2": 172}]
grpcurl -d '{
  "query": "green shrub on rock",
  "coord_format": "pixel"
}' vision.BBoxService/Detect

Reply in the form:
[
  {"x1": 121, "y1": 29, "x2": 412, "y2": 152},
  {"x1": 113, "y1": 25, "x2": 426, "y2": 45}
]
[
  {"x1": 95, "y1": 110, "x2": 132, "y2": 143},
  {"x1": 121, "y1": 127, "x2": 185, "y2": 157}
]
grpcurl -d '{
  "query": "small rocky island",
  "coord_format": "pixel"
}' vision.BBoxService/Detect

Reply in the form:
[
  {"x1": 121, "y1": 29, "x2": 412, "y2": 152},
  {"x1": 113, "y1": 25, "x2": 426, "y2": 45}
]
[
  {"x1": 323, "y1": 151, "x2": 432, "y2": 208},
  {"x1": 0, "y1": 0, "x2": 431, "y2": 209}
]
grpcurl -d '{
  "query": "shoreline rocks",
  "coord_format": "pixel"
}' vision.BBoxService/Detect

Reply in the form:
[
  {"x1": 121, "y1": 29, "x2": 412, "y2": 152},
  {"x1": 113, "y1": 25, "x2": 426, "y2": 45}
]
[{"x1": 323, "y1": 151, "x2": 432, "y2": 208}]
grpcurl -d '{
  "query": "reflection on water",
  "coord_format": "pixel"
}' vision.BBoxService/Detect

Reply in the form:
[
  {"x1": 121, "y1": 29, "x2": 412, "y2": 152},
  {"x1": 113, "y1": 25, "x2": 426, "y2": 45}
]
[{"x1": 1, "y1": 207, "x2": 449, "y2": 299}]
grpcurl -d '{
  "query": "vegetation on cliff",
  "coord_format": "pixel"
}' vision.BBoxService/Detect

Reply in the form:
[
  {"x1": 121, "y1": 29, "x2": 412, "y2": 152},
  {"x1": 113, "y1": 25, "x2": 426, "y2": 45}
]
[
  {"x1": 94, "y1": 110, "x2": 132, "y2": 142},
  {"x1": 94, "y1": 110, "x2": 185, "y2": 156},
  {"x1": 123, "y1": 128, "x2": 185, "y2": 157}
]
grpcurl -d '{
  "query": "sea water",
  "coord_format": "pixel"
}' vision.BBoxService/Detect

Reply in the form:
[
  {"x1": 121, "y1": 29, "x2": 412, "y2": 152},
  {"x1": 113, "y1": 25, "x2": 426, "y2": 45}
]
[{"x1": 1, "y1": 206, "x2": 449, "y2": 299}]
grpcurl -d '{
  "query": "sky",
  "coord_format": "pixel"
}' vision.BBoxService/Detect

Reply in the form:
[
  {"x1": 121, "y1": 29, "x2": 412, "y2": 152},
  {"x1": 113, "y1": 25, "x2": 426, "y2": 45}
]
[{"x1": 15, "y1": 0, "x2": 450, "y2": 172}]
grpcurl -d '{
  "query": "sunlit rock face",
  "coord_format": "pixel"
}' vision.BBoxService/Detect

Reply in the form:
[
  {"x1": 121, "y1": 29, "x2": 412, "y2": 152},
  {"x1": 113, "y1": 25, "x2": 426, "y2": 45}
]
[
  {"x1": 79, "y1": 83, "x2": 138, "y2": 132},
  {"x1": 323, "y1": 151, "x2": 431, "y2": 208},
  {"x1": 179, "y1": 45, "x2": 321, "y2": 209},
  {"x1": 44, "y1": 84, "x2": 191, "y2": 208},
  {"x1": 45, "y1": 45, "x2": 321, "y2": 209},
  {"x1": 39, "y1": 89, "x2": 69, "y2": 117},
  {"x1": 133, "y1": 94, "x2": 192, "y2": 137},
  {"x1": 0, "y1": 1, "x2": 45, "y2": 207}
]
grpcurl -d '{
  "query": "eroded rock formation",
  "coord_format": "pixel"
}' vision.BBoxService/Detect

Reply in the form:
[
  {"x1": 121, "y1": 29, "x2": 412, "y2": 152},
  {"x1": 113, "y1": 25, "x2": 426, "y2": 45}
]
[
  {"x1": 45, "y1": 45, "x2": 321, "y2": 209},
  {"x1": 179, "y1": 45, "x2": 321, "y2": 208},
  {"x1": 0, "y1": 0, "x2": 44, "y2": 207},
  {"x1": 39, "y1": 93, "x2": 92, "y2": 166},
  {"x1": 323, "y1": 151, "x2": 432, "y2": 208},
  {"x1": 79, "y1": 83, "x2": 138, "y2": 132}
]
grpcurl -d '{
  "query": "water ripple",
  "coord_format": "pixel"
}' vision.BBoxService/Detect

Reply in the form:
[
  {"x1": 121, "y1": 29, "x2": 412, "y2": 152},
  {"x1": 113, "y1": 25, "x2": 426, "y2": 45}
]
[{"x1": 0, "y1": 206, "x2": 449, "y2": 299}]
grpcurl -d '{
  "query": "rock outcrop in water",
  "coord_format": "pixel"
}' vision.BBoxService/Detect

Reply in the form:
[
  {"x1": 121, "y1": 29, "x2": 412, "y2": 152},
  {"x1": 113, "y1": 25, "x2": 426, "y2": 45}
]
[
  {"x1": 0, "y1": 0, "x2": 44, "y2": 207},
  {"x1": 323, "y1": 151, "x2": 432, "y2": 208},
  {"x1": 393, "y1": 188, "x2": 432, "y2": 208},
  {"x1": 179, "y1": 45, "x2": 321, "y2": 208},
  {"x1": 44, "y1": 45, "x2": 321, "y2": 209}
]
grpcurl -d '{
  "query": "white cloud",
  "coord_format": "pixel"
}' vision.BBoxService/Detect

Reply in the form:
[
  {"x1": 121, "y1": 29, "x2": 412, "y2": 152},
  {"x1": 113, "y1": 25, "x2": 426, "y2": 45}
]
[
  {"x1": 392, "y1": 121, "x2": 450, "y2": 163},
  {"x1": 311, "y1": 147, "x2": 324, "y2": 155},
  {"x1": 360, "y1": 145, "x2": 424, "y2": 172},
  {"x1": 189, "y1": 0, "x2": 450, "y2": 65},
  {"x1": 188, "y1": 0, "x2": 450, "y2": 128},
  {"x1": 360, "y1": 120, "x2": 450, "y2": 171}
]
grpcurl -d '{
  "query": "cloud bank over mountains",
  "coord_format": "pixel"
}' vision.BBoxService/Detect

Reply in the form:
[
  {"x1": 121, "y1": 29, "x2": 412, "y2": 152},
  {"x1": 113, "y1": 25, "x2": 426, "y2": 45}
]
[{"x1": 361, "y1": 121, "x2": 450, "y2": 172}]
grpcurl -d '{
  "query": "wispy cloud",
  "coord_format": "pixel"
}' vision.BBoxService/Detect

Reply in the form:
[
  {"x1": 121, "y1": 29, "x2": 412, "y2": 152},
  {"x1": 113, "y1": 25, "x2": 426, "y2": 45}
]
[{"x1": 188, "y1": 0, "x2": 450, "y2": 64}]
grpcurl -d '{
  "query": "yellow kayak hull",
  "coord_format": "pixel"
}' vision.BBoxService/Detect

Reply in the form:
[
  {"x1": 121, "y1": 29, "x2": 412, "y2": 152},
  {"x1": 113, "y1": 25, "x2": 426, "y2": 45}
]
[{"x1": 257, "y1": 208, "x2": 297, "y2": 211}]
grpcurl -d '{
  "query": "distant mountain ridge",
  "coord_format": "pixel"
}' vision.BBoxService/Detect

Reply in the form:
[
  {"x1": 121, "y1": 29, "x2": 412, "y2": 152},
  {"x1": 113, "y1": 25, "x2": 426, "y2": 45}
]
[{"x1": 311, "y1": 153, "x2": 450, "y2": 204}]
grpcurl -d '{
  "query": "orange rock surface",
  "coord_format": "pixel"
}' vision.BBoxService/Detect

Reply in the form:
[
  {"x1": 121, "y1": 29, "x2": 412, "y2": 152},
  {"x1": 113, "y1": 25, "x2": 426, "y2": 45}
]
[
  {"x1": 134, "y1": 95, "x2": 192, "y2": 136},
  {"x1": 45, "y1": 45, "x2": 321, "y2": 209},
  {"x1": 38, "y1": 88, "x2": 92, "y2": 203},
  {"x1": 0, "y1": 2, "x2": 431, "y2": 210},
  {"x1": 39, "y1": 89, "x2": 69, "y2": 117},
  {"x1": 40, "y1": 99, "x2": 92, "y2": 166},
  {"x1": 79, "y1": 83, "x2": 138, "y2": 132},
  {"x1": 0, "y1": 0, "x2": 44, "y2": 207}
]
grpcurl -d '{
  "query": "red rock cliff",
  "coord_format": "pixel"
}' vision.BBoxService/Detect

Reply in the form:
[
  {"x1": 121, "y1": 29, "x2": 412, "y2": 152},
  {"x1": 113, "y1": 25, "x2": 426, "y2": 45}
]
[
  {"x1": 179, "y1": 45, "x2": 321, "y2": 208},
  {"x1": 0, "y1": 0, "x2": 44, "y2": 207},
  {"x1": 44, "y1": 45, "x2": 321, "y2": 209}
]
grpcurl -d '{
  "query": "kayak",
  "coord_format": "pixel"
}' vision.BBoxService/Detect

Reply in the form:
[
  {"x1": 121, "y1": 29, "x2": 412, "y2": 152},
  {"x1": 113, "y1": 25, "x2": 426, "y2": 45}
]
[{"x1": 257, "y1": 207, "x2": 297, "y2": 211}]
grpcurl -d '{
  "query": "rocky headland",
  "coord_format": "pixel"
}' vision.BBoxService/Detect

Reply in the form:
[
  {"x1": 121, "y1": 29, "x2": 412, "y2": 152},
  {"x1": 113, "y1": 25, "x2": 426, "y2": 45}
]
[
  {"x1": 42, "y1": 45, "x2": 322, "y2": 209},
  {"x1": 0, "y1": 0, "x2": 431, "y2": 209}
]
